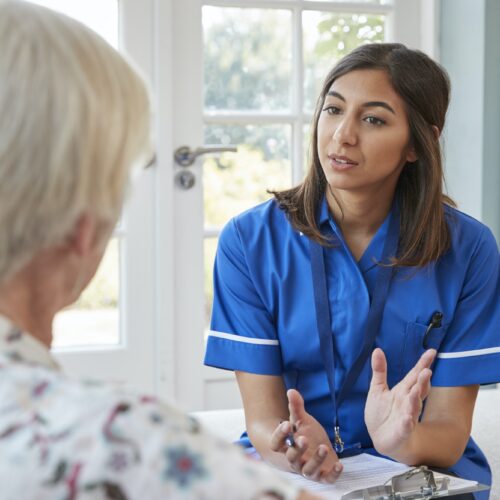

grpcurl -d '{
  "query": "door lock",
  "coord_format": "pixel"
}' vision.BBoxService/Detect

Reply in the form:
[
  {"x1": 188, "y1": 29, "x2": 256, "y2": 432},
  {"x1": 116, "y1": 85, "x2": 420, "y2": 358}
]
[{"x1": 175, "y1": 170, "x2": 196, "y2": 190}]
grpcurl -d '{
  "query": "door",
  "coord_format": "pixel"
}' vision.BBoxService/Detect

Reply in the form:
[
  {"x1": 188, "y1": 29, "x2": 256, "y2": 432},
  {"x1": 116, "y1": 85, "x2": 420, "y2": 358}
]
[{"x1": 171, "y1": 0, "x2": 437, "y2": 411}]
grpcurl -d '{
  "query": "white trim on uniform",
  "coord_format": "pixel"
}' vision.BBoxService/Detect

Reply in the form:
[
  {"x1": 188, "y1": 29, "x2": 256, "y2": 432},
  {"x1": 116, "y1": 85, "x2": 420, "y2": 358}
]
[
  {"x1": 437, "y1": 346, "x2": 500, "y2": 359},
  {"x1": 209, "y1": 331, "x2": 279, "y2": 346}
]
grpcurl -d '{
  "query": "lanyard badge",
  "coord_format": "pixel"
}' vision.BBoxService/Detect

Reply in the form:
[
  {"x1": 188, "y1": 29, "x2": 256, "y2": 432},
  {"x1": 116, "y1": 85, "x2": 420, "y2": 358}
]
[{"x1": 309, "y1": 203, "x2": 400, "y2": 455}]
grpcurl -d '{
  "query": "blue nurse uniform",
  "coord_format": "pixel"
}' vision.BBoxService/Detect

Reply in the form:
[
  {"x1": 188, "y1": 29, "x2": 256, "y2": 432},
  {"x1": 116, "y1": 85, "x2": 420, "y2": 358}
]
[{"x1": 204, "y1": 197, "x2": 500, "y2": 498}]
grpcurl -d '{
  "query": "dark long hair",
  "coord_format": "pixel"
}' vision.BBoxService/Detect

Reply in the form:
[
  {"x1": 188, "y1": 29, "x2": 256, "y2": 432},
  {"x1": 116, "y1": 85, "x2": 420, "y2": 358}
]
[{"x1": 273, "y1": 43, "x2": 455, "y2": 267}]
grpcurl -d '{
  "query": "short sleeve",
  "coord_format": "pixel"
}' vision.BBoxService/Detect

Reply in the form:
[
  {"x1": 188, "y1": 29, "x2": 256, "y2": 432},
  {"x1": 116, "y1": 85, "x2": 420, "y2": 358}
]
[
  {"x1": 204, "y1": 218, "x2": 283, "y2": 375},
  {"x1": 432, "y1": 226, "x2": 500, "y2": 386}
]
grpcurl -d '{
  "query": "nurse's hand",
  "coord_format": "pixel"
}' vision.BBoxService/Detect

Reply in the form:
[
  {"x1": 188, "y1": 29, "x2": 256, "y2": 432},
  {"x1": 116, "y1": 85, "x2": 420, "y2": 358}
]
[
  {"x1": 269, "y1": 389, "x2": 343, "y2": 483},
  {"x1": 365, "y1": 348, "x2": 436, "y2": 457}
]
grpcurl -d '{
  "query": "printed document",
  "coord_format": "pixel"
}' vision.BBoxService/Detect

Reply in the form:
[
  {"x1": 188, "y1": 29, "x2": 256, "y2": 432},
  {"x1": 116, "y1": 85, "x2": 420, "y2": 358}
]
[{"x1": 278, "y1": 453, "x2": 478, "y2": 499}]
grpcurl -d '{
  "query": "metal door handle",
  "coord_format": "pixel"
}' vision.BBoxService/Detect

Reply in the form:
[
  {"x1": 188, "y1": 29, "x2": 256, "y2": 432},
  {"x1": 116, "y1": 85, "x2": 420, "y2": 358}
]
[{"x1": 174, "y1": 145, "x2": 237, "y2": 167}]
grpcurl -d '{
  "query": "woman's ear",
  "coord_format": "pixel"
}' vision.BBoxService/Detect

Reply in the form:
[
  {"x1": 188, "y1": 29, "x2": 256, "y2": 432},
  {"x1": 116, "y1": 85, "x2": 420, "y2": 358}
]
[
  {"x1": 432, "y1": 125, "x2": 441, "y2": 139},
  {"x1": 406, "y1": 146, "x2": 418, "y2": 163},
  {"x1": 68, "y1": 213, "x2": 98, "y2": 257}
]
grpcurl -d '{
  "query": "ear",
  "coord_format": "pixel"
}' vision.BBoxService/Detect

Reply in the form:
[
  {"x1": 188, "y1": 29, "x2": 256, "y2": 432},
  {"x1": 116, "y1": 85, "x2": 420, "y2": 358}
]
[
  {"x1": 431, "y1": 125, "x2": 441, "y2": 139},
  {"x1": 68, "y1": 213, "x2": 98, "y2": 257},
  {"x1": 405, "y1": 145, "x2": 418, "y2": 163}
]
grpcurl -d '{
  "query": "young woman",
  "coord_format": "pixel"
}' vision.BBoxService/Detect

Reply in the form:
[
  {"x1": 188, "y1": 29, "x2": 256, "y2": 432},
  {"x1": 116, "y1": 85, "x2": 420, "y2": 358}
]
[{"x1": 204, "y1": 43, "x2": 499, "y2": 496}]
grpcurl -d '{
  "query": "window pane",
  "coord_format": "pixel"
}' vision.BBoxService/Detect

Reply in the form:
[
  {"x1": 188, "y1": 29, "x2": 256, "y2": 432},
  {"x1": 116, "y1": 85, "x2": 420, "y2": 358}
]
[
  {"x1": 53, "y1": 238, "x2": 120, "y2": 348},
  {"x1": 203, "y1": 124, "x2": 292, "y2": 228},
  {"x1": 29, "y1": 1, "x2": 121, "y2": 349},
  {"x1": 204, "y1": 237, "x2": 218, "y2": 331},
  {"x1": 203, "y1": 7, "x2": 292, "y2": 112},
  {"x1": 303, "y1": 11, "x2": 385, "y2": 112},
  {"x1": 28, "y1": 0, "x2": 119, "y2": 48}
]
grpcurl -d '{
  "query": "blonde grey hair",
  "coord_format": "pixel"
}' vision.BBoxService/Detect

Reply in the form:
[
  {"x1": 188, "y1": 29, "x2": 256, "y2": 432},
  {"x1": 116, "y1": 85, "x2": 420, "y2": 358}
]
[{"x1": 0, "y1": 0, "x2": 151, "y2": 284}]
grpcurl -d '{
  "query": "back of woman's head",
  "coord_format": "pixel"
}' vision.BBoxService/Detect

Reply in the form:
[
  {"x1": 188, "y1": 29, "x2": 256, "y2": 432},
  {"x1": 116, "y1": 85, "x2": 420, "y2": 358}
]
[{"x1": 0, "y1": 0, "x2": 151, "y2": 284}]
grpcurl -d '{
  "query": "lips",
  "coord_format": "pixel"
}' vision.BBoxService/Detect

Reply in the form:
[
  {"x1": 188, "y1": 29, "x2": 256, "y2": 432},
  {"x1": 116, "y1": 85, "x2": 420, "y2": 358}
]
[{"x1": 327, "y1": 154, "x2": 359, "y2": 170}]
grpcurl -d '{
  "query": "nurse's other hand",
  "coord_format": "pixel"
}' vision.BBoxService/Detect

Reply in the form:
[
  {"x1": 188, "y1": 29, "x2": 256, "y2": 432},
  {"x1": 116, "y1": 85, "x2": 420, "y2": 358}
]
[
  {"x1": 365, "y1": 348, "x2": 436, "y2": 456},
  {"x1": 270, "y1": 389, "x2": 343, "y2": 483}
]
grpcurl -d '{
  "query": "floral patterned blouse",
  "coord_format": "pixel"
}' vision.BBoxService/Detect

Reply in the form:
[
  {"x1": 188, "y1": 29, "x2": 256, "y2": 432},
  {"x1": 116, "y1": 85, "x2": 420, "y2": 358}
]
[{"x1": 0, "y1": 315, "x2": 300, "y2": 500}]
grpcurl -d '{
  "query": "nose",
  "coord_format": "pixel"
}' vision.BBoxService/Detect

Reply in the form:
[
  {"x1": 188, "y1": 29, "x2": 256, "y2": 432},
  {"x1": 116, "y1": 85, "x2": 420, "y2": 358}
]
[{"x1": 333, "y1": 115, "x2": 357, "y2": 146}]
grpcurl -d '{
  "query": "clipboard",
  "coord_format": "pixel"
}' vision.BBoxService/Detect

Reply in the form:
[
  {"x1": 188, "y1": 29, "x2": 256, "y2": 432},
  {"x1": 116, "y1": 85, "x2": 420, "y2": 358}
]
[{"x1": 341, "y1": 466, "x2": 489, "y2": 500}]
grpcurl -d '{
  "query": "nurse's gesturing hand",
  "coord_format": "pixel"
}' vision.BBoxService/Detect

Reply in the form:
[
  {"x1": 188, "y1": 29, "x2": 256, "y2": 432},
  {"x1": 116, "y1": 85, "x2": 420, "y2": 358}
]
[
  {"x1": 270, "y1": 389, "x2": 343, "y2": 483},
  {"x1": 364, "y1": 348, "x2": 436, "y2": 459}
]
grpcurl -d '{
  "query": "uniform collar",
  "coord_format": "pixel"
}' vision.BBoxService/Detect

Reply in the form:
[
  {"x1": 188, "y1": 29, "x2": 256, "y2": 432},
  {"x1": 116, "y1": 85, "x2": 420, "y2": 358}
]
[
  {"x1": 317, "y1": 195, "x2": 331, "y2": 227},
  {"x1": 316, "y1": 194, "x2": 396, "y2": 273},
  {"x1": 0, "y1": 314, "x2": 60, "y2": 370}
]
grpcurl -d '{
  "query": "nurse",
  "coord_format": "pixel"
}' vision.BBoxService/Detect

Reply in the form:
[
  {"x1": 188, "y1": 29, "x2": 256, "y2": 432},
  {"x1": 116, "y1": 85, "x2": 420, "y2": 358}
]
[{"x1": 204, "y1": 43, "x2": 500, "y2": 495}]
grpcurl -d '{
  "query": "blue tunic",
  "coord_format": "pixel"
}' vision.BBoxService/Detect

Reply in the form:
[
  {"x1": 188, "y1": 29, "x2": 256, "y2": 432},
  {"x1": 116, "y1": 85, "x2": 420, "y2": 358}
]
[{"x1": 204, "y1": 198, "x2": 500, "y2": 498}]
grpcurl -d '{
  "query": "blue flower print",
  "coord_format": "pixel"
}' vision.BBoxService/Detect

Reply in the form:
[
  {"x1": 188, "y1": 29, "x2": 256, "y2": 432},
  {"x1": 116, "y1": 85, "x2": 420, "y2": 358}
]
[{"x1": 164, "y1": 445, "x2": 207, "y2": 488}]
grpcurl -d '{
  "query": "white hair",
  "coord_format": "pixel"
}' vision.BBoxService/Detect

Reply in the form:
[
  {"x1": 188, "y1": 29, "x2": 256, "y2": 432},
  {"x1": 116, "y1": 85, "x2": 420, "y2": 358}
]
[{"x1": 0, "y1": 0, "x2": 151, "y2": 284}]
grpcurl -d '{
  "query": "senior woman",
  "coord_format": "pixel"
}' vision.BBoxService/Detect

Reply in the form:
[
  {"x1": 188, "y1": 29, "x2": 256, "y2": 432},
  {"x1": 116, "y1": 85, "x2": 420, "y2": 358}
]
[{"x1": 0, "y1": 2, "x2": 317, "y2": 499}]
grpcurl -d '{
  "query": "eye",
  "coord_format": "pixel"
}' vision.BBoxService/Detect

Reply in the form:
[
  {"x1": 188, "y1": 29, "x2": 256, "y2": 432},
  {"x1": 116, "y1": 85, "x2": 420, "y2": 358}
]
[
  {"x1": 322, "y1": 105, "x2": 342, "y2": 116},
  {"x1": 364, "y1": 115, "x2": 386, "y2": 126}
]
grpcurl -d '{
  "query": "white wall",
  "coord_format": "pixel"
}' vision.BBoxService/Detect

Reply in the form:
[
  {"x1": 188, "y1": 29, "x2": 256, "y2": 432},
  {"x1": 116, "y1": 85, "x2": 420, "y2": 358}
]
[{"x1": 440, "y1": 0, "x2": 500, "y2": 243}]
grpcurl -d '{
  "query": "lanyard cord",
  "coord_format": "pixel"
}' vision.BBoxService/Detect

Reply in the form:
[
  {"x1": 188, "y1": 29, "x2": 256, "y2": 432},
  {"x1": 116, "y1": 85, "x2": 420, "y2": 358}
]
[{"x1": 309, "y1": 206, "x2": 400, "y2": 453}]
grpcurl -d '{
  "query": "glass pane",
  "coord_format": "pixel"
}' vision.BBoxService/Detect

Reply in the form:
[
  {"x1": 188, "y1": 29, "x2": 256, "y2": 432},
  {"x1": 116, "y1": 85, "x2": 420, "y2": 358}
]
[
  {"x1": 204, "y1": 237, "x2": 218, "y2": 331},
  {"x1": 53, "y1": 238, "x2": 120, "y2": 348},
  {"x1": 203, "y1": 124, "x2": 292, "y2": 228},
  {"x1": 303, "y1": 11, "x2": 385, "y2": 112},
  {"x1": 29, "y1": 1, "x2": 121, "y2": 349},
  {"x1": 28, "y1": 0, "x2": 119, "y2": 48},
  {"x1": 203, "y1": 7, "x2": 292, "y2": 112}
]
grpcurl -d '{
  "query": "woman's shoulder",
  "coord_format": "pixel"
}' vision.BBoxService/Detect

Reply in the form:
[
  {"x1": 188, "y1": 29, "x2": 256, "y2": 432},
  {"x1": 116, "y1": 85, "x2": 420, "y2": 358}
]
[
  {"x1": 444, "y1": 204, "x2": 498, "y2": 259},
  {"x1": 220, "y1": 198, "x2": 291, "y2": 242},
  {"x1": 234, "y1": 198, "x2": 288, "y2": 225}
]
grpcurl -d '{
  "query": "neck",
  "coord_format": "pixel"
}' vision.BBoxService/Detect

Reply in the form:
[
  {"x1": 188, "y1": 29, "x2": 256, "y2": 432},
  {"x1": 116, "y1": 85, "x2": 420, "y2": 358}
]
[
  {"x1": 326, "y1": 184, "x2": 396, "y2": 237},
  {"x1": 0, "y1": 262, "x2": 60, "y2": 348}
]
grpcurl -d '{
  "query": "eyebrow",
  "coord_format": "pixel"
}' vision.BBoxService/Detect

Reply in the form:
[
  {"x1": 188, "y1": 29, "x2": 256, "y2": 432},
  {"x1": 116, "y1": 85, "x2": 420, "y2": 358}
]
[{"x1": 327, "y1": 90, "x2": 396, "y2": 115}]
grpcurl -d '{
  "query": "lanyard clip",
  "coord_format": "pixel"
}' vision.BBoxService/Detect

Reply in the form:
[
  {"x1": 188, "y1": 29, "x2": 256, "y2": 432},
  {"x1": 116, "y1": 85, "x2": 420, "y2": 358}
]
[{"x1": 334, "y1": 425, "x2": 344, "y2": 454}]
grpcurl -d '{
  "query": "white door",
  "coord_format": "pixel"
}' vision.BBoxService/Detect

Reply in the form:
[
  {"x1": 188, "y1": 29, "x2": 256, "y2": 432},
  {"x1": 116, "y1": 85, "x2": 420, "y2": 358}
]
[
  {"x1": 32, "y1": 0, "x2": 159, "y2": 394},
  {"x1": 170, "y1": 0, "x2": 438, "y2": 411}
]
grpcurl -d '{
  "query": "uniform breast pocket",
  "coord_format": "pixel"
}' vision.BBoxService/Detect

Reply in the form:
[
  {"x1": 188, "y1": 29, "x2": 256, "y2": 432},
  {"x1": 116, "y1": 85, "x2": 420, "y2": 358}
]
[{"x1": 400, "y1": 321, "x2": 449, "y2": 379}]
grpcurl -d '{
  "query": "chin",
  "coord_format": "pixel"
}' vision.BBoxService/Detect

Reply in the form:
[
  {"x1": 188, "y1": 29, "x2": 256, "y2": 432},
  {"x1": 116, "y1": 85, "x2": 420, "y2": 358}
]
[{"x1": 325, "y1": 177, "x2": 363, "y2": 192}]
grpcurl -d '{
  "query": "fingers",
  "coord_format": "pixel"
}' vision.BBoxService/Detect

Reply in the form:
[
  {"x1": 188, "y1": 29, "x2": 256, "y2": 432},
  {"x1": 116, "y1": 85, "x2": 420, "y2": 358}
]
[
  {"x1": 287, "y1": 389, "x2": 307, "y2": 425},
  {"x1": 285, "y1": 435, "x2": 309, "y2": 472},
  {"x1": 298, "y1": 444, "x2": 343, "y2": 484},
  {"x1": 270, "y1": 421, "x2": 293, "y2": 452},
  {"x1": 400, "y1": 349, "x2": 436, "y2": 391},
  {"x1": 318, "y1": 459, "x2": 344, "y2": 484},
  {"x1": 300, "y1": 445, "x2": 328, "y2": 481},
  {"x1": 370, "y1": 348, "x2": 388, "y2": 390},
  {"x1": 405, "y1": 367, "x2": 433, "y2": 423},
  {"x1": 417, "y1": 367, "x2": 433, "y2": 401}
]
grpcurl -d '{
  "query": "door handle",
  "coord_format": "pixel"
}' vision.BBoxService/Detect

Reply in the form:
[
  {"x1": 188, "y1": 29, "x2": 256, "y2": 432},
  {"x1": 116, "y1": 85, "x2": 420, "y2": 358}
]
[{"x1": 174, "y1": 145, "x2": 237, "y2": 167}]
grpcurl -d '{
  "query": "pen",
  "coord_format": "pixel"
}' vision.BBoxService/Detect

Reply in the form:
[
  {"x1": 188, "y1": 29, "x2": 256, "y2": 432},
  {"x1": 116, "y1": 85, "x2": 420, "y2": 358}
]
[
  {"x1": 285, "y1": 433, "x2": 295, "y2": 447},
  {"x1": 280, "y1": 420, "x2": 296, "y2": 447},
  {"x1": 423, "y1": 311, "x2": 443, "y2": 348}
]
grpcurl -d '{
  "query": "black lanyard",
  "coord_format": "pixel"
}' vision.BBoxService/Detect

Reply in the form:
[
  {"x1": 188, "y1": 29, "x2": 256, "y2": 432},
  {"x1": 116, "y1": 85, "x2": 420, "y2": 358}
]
[{"x1": 309, "y1": 207, "x2": 400, "y2": 454}]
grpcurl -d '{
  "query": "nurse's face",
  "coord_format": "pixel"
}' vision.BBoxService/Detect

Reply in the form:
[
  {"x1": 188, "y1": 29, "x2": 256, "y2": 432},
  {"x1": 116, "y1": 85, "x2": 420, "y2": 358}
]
[{"x1": 317, "y1": 69, "x2": 417, "y2": 195}]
